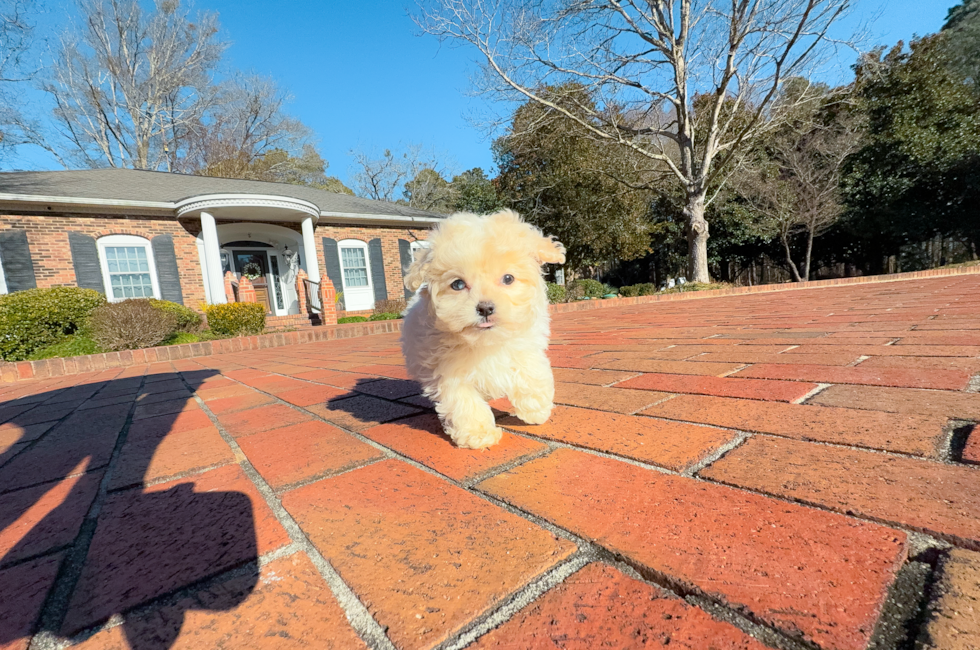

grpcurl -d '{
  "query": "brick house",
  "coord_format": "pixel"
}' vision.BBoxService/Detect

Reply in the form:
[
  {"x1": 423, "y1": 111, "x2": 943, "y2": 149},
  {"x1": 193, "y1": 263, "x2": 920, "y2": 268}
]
[{"x1": 0, "y1": 169, "x2": 442, "y2": 325}]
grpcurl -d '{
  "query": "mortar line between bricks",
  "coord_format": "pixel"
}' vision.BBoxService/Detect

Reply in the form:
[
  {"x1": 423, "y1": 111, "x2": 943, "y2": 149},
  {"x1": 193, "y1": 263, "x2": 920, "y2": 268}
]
[
  {"x1": 682, "y1": 432, "x2": 751, "y2": 478},
  {"x1": 719, "y1": 363, "x2": 750, "y2": 377},
  {"x1": 633, "y1": 410, "x2": 962, "y2": 461},
  {"x1": 746, "y1": 430, "x2": 977, "y2": 465},
  {"x1": 179, "y1": 375, "x2": 398, "y2": 650},
  {"x1": 28, "y1": 371, "x2": 149, "y2": 650},
  {"x1": 434, "y1": 553, "x2": 594, "y2": 650},
  {"x1": 794, "y1": 382, "x2": 832, "y2": 404}
]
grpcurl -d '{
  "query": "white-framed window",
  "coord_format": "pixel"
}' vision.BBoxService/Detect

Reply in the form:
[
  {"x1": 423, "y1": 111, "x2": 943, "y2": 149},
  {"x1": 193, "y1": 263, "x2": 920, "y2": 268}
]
[
  {"x1": 340, "y1": 241, "x2": 370, "y2": 287},
  {"x1": 410, "y1": 240, "x2": 430, "y2": 263},
  {"x1": 338, "y1": 239, "x2": 374, "y2": 311},
  {"x1": 0, "y1": 249, "x2": 7, "y2": 295},
  {"x1": 97, "y1": 235, "x2": 161, "y2": 301}
]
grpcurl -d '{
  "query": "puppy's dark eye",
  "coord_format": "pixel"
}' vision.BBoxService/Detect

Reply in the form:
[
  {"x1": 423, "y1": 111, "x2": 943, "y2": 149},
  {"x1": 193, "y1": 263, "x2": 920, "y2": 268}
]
[
  {"x1": 450, "y1": 279, "x2": 466, "y2": 291},
  {"x1": 502, "y1": 274, "x2": 515, "y2": 285}
]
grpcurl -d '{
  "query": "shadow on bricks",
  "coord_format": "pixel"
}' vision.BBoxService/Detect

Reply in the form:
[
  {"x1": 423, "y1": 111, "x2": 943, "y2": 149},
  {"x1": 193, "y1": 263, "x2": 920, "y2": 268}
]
[
  {"x1": 0, "y1": 369, "x2": 259, "y2": 650},
  {"x1": 308, "y1": 377, "x2": 427, "y2": 431}
]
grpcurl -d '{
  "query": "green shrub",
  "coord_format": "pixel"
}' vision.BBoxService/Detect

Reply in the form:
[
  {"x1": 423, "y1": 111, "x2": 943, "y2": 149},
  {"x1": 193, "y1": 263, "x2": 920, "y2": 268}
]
[
  {"x1": 661, "y1": 281, "x2": 731, "y2": 294},
  {"x1": 368, "y1": 312, "x2": 401, "y2": 321},
  {"x1": 0, "y1": 287, "x2": 106, "y2": 361},
  {"x1": 570, "y1": 279, "x2": 605, "y2": 298},
  {"x1": 149, "y1": 299, "x2": 202, "y2": 332},
  {"x1": 203, "y1": 302, "x2": 266, "y2": 336},
  {"x1": 196, "y1": 329, "x2": 227, "y2": 342},
  {"x1": 338, "y1": 316, "x2": 368, "y2": 324},
  {"x1": 27, "y1": 335, "x2": 102, "y2": 360},
  {"x1": 162, "y1": 331, "x2": 200, "y2": 346},
  {"x1": 546, "y1": 282, "x2": 567, "y2": 304},
  {"x1": 89, "y1": 299, "x2": 178, "y2": 351},
  {"x1": 619, "y1": 283, "x2": 657, "y2": 297}
]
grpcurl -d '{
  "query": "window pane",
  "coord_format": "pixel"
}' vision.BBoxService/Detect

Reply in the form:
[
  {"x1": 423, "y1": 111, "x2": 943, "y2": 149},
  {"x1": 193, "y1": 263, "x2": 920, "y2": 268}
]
[
  {"x1": 104, "y1": 244, "x2": 153, "y2": 300},
  {"x1": 344, "y1": 267, "x2": 368, "y2": 287},
  {"x1": 341, "y1": 247, "x2": 366, "y2": 269},
  {"x1": 341, "y1": 247, "x2": 369, "y2": 287},
  {"x1": 110, "y1": 272, "x2": 152, "y2": 300}
]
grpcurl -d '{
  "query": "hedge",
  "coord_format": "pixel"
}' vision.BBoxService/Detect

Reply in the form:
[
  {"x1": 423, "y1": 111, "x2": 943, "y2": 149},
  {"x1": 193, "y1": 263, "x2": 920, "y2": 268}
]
[
  {"x1": 619, "y1": 283, "x2": 657, "y2": 297},
  {"x1": 0, "y1": 287, "x2": 106, "y2": 361},
  {"x1": 546, "y1": 282, "x2": 567, "y2": 304},
  {"x1": 203, "y1": 302, "x2": 267, "y2": 336}
]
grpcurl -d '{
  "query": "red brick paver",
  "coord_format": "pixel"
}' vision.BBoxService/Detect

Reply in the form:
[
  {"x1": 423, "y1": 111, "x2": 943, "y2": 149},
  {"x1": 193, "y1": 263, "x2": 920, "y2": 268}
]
[
  {"x1": 283, "y1": 460, "x2": 576, "y2": 649},
  {"x1": 2, "y1": 272, "x2": 979, "y2": 650},
  {"x1": 479, "y1": 448, "x2": 906, "y2": 650},
  {"x1": 701, "y1": 436, "x2": 980, "y2": 547},
  {"x1": 471, "y1": 562, "x2": 767, "y2": 649}
]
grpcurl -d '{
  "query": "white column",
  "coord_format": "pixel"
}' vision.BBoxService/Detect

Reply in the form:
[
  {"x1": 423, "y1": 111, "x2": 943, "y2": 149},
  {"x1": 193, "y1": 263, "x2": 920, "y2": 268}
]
[
  {"x1": 301, "y1": 216, "x2": 321, "y2": 284},
  {"x1": 200, "y1": 211, "x2": 226, "y2": 304}
]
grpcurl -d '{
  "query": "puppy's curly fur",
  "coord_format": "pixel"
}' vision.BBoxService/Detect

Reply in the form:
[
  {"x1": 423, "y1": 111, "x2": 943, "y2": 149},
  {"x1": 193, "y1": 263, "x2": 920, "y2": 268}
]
[{"x1": 401, "y1": 210, "x2": 565, "y2": 449}]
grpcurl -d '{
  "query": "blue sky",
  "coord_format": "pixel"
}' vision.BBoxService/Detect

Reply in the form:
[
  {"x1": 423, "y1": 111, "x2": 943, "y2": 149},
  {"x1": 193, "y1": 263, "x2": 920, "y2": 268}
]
[{"x1": 9, "y1": 0, "x2": 954, "y2": 185}]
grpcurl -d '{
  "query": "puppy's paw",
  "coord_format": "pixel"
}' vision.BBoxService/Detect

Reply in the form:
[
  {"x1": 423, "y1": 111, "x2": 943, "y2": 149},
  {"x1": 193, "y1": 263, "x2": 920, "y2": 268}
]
[
  {"x1": 515, "y1": 403, "x2": 552, "y2": 425},
  {"x1": 451, "y1": 423, "x2": 504, "y2": 450}
]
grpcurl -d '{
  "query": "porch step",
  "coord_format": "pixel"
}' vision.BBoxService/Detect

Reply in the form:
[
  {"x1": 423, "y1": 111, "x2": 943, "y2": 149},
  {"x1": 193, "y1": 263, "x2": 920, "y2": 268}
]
[{"x1": 265, "y1": 313, "x2": 317, "y2": 331}]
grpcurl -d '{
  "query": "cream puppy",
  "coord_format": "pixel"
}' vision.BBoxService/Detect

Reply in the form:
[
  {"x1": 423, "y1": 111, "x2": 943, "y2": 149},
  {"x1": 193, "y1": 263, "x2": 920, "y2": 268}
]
[{"x1": 401, "y1": 210, "x2": 566, "y2": 449}]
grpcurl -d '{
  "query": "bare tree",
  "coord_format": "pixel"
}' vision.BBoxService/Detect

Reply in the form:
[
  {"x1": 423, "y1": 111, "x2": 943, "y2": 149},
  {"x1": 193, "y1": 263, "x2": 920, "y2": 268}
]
[
  {"x1": 737, "y1": 81, "x2": 860, "y2": 281},
  {"x1": 348, "y1": 144, "x2": 453, "y2": 203},
  {"x1": 416, "y1": 0, "x2": 855, "y2": 281},
  {"x1": 182, "y1": 74, "x2": 311, "y2": 177},
  {"x1": 740, "y1": 100, "x2": 858, "y2": 281},
  {"x1": 38, "y1": 0, "x2": 224, "y2": 169},
  {"x1": 0, "y1": 0, "x2": 38, "y2": 159}
]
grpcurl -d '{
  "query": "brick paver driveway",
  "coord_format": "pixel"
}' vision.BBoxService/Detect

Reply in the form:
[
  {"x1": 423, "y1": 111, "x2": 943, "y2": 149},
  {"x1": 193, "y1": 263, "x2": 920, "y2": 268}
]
[{"x1": 2, "y1": 274, "x2": 979, "y2": 650}]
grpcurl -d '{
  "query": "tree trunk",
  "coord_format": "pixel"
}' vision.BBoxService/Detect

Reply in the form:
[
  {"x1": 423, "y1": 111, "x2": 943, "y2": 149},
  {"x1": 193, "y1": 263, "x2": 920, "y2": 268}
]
[
  {"x1": 781, "y1": 232, "x2": 803, "y2": 282},
  {"x1": 684, "y1": 192, "x2": 710, "y2": 283},
  {"x1": 803, "y1": 227, "x2": 814, "y2": 281}
]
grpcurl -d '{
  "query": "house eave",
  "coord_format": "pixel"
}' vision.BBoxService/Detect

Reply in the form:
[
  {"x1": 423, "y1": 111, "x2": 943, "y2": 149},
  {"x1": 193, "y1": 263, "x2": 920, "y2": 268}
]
[
  {"x1": 0, "y1": 192, "x2": 444, "y2": 226},
  {"x1": 317, "y1": 211, "x2": 445, "y2": 226},
  {"x1": 0, "y1": 193, "x2": 176, "y2": 216}
]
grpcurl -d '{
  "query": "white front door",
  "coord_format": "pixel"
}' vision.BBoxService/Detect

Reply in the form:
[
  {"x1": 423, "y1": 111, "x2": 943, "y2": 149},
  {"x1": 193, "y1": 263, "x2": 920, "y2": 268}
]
[{"x1": 338, "y1": 239, "x2": 375, "y2": 311}]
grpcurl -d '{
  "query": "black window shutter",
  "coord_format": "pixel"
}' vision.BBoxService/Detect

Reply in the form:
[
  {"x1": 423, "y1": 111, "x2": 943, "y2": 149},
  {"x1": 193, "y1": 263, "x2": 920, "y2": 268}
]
[
  {"x1": 68, "y1": 232, "x2": 104, "y2": 294},
  {"x1": 321, "y1": 238, "x2": 345, "y2": 310},
  {"x1": 398, "y1": 239, "x2": 413, "y2": 300},
  {"x1": 0, "y1": 230, "x2": 37, "y2": 292},
  {"x1": 368, "y1": 238, "x2": 387, "y2": 304},
  {"x1": 151, "y1": 234, "x2": 184, "y2": 305}
]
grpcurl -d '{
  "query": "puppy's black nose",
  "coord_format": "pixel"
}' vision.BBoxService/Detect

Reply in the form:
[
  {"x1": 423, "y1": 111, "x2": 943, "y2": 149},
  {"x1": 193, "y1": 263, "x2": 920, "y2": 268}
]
[{"x1": 476, "y1": 301, "x2": 495, "y2": 318}]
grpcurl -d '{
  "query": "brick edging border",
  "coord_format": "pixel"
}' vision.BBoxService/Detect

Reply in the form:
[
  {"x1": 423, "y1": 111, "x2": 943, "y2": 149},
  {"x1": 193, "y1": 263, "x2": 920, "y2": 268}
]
[
  {"x1": 0, "y1": 320, "x2": 404, "y2": 384},
  {"x1": 3, "y1": 263, "x2": 978, "y2": 384}
]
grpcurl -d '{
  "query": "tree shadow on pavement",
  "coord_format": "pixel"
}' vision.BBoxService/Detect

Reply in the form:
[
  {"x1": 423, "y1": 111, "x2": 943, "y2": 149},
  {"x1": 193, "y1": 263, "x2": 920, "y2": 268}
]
[{"x1": 0, "y1": 369, "x2": 258, "y2": 650}]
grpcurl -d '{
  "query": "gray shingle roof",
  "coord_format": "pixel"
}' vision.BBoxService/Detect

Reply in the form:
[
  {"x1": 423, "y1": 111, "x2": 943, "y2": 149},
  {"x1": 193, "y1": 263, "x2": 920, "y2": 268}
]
[{"x1": 0, "y1": 168, "x2": 445, "y2": 219}]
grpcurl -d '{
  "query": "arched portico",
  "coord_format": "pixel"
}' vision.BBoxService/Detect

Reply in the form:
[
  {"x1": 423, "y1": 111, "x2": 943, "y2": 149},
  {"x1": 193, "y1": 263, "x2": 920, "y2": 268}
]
[{"x1": 181, "y1": 195, "x2": 321, "y2": 316}]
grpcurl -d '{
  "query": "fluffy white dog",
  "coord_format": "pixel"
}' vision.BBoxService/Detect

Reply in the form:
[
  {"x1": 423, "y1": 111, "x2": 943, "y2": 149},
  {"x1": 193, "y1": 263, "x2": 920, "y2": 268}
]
[{"x1": 401, "y1": 210, "x2": 566, "y2": 449}]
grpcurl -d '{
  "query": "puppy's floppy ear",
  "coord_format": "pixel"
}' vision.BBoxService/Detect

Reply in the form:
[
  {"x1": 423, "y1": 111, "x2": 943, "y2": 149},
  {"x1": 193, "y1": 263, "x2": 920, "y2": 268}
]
[
  {"x1": 535, "y1": 235, "x2": 566, "y2": 265},
  {"x1": 404, "y1": 246, "x2": 432, "y2": 292}
]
